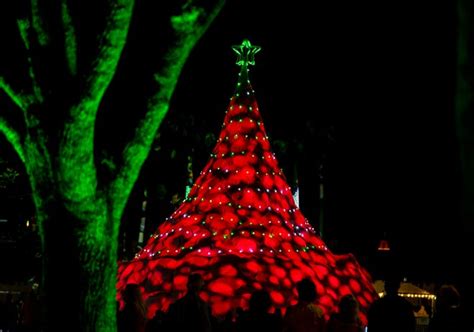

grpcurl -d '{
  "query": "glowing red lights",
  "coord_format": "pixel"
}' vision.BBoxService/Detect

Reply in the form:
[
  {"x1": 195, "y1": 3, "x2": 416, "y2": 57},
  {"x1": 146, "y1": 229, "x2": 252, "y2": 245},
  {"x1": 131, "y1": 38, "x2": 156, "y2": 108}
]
[{"x1": 117, "y1": 78, "x2": 378, "y2": 323}]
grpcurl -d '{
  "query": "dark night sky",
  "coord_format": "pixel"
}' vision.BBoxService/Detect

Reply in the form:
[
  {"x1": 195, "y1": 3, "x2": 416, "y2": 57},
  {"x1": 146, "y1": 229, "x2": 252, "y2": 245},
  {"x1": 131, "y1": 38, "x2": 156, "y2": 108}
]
[
  {"x1": 161, "y1": 1, "x2": 462, "y2": 282},
  {"x1": 0, "y1": 1, "x2": 466, "y2": 285}
]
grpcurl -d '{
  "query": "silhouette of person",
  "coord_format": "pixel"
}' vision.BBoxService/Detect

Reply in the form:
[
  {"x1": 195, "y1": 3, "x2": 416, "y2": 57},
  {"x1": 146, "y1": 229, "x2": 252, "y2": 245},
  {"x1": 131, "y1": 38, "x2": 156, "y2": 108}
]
[
  {"x1": 167, "y1": 273, "x2": 212, "y2": 332},
  {"x1": 236, "y1": 290, "x2": 281, "y2": 332},
  {"x1": 283, "y1": 278, "x2": 325, "y2": 332},
  {"x1": 428, "y1": 284, "x2": 470, "y2": 332},
  {"x1": 327, "y1": 294, "x2": 364, "y2": 332},
  {"x1": 118, "y1": 284, "x2": 147, "y2": 332},
  {"x1": 367, "y1": 276, "x2": 415, "y2": 332},
  {"x1": 145, "y1": 309, "x2": 166, "y2": 332},
  {"x1": 214, "y1": 310, "x2": 235, "y2": 332}
]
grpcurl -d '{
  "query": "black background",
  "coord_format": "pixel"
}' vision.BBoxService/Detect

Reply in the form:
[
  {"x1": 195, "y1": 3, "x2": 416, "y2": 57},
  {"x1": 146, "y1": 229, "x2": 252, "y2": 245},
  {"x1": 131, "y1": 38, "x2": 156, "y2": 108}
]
[
  {"x1": 163, "y1": 0, "x2": 462, "y2": 284},
  {"x1": 0, "y1": 0, "x2": 467, "y2": 292}
]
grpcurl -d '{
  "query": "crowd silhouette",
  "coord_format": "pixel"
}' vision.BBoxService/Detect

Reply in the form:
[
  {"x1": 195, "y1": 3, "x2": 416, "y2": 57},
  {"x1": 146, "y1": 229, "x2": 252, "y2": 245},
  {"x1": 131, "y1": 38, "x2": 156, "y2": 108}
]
[
  {"x1": 367, "y1": 275, "x2": 416, "y2": 332},
  {"x1": 236, "y1": 290, "x2": 281, "y2": 332},
  {"x1": 327, "y1": 294, "x2": 364, "y2": 332},
  {"x1": 428, "y1": 284, "x2": 470, "y2": 332},
  {"x1": 117, "y1": 284, "x2": 147, "y2": 332},
  {"x1": 3, "y1": 274, "x2": 469, "y2": 331},
  {"x1": 283, "y1": 278, "x2": 325, "y2": 332},
  {"x1": 166, "y1": 274, "x2": 212, "y2": 332},
  {"x1": 114, "y1": 274, "x2": 472, "y2": 332}
]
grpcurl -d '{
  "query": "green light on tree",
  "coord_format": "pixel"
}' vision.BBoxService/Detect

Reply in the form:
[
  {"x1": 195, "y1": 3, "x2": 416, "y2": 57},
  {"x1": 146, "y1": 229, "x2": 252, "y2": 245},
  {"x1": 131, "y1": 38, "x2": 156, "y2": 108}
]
[{"x1": 0, "y1": 0, "x2": 225, "y2": 331}]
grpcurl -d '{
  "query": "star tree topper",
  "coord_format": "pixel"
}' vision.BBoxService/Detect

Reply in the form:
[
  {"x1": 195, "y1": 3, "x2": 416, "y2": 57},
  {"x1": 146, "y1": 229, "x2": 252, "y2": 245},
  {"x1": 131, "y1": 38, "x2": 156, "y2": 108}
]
[{"x1": 232, "y1": 39, "x2": 261, "y2": 68}]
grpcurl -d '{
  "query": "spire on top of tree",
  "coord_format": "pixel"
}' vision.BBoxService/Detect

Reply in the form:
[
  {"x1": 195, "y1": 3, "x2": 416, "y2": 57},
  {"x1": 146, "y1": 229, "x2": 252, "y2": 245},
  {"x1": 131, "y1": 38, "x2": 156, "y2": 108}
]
[
  {"x1": 232, "y1": 39, "x2": 261, "y2": 92},
  {"x1": 117, "y1": 39, "x2": 377, "y2": 323}
]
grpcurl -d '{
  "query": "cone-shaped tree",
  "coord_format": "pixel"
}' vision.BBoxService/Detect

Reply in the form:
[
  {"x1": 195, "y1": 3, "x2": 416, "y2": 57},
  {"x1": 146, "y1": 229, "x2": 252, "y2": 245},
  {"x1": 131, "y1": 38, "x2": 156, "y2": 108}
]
[{"x1": 118, "y1": 39, "x2": 377, "y2": 323}]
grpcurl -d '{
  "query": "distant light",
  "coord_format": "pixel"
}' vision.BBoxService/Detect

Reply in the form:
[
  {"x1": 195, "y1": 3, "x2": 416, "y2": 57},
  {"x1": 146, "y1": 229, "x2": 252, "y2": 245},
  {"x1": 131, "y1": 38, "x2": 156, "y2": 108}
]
[
  {"x1": 377, "y1": 239, "x2": 390, "y2": 251},
  {"x1": 378, "y1": 291, "x2": 436, "y2": 300}
]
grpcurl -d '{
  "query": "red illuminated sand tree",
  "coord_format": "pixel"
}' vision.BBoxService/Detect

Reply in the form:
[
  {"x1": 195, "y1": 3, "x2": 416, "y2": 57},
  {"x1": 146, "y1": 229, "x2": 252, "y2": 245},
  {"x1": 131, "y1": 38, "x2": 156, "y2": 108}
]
[{"x1": 117, "y1": 39, "x2": 378, "y2": 322}]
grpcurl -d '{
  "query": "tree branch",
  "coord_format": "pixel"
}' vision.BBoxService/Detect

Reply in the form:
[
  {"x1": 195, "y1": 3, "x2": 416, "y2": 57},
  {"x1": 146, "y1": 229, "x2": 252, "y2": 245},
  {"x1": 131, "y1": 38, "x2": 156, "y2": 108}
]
[
  {"x1": 31, "y1": 0, "x2": 50, "y2": 46},
  {"x1": 80, "y1": 0, "x2": 134, "y2": 111},
  {"x1": 0, "y1": 76, "x2": 32, "y2": 112},
  {"x1": 61, "y1": 0, "x2": 77, "y2": 76},
  {"x1": 57, "y1": 0, "x2": 134, "y2": 210},
  {"x1": 17, "y1": 19, "x2": 44, "y2": 104},
  {"x1": 0, "y1": 115, "x2": 25, "y2": 163},
  {"x1": 110, "y1": 0, "x2": 225, "y2": 218}
]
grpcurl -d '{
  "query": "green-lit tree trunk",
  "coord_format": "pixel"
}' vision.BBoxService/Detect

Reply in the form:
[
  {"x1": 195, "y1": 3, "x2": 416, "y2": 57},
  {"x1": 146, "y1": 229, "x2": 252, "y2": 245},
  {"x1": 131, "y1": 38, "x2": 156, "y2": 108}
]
[
  {"x1": 36, "y1": 200, "x2": 117, "y2": 330},
  {"x1": 0, "y1": 0, "x2": 224, "y2": 330},
  {"x1": 24, "y1": 130, "x2": 120, "y2": 330},
  {"x1": 23, "y1": 132, "x2": 124, "y2": 330}
]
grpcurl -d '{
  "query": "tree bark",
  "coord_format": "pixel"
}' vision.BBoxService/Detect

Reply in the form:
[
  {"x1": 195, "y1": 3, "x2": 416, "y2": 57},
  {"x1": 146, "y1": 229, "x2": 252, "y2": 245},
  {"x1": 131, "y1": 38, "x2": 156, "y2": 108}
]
[
  {"x1": 34, "y1": 190, "x2": 118, "y2": 331},
  {"x1": 25, "y1": 135, "x2": 118, "y2": 331},
  {"x1": 40, "y1": 207, "x2": 116, "y2": 331}
]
